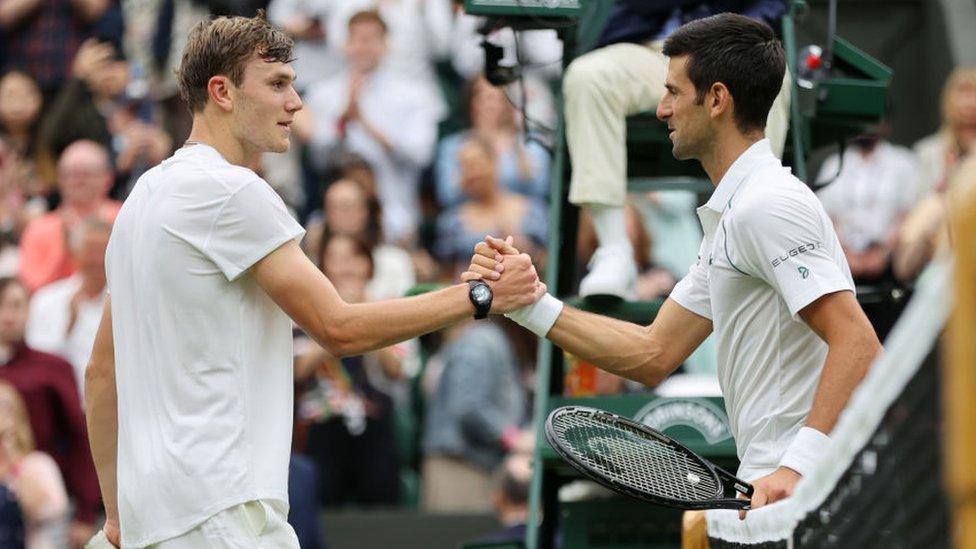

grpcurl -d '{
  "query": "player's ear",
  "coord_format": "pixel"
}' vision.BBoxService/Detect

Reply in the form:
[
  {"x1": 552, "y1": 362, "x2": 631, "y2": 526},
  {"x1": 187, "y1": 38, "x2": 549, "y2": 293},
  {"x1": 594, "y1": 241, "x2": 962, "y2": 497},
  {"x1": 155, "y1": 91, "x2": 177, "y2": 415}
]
[
  {"x1": 207, "y1": 75, "x2": 234, "y2": 112},
  {"x1": 708, "y1": 82, "x2": 732, "y2": 120}
]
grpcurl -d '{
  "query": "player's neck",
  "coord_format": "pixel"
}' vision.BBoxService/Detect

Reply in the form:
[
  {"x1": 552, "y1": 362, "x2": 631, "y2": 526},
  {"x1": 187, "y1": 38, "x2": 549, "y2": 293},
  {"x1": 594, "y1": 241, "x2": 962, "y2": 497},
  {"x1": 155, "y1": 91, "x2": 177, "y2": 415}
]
[
  {"x1": 700, "y1": 130, "x2": 764, "y2": 187},
  {"x1": 185, "y1": 114, "x2": 256, "y2": 167}
]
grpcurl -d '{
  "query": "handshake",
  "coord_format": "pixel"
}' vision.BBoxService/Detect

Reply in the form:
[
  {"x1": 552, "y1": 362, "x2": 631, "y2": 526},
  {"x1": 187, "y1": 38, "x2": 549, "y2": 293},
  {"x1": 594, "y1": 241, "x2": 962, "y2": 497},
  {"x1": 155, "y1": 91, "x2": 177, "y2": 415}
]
[
  {"x1": 461, "y1": 236, "x2": 564, "y2": 338},
  {"x1": 461, "y1": 235, "x2": 546, "y2": 314}
]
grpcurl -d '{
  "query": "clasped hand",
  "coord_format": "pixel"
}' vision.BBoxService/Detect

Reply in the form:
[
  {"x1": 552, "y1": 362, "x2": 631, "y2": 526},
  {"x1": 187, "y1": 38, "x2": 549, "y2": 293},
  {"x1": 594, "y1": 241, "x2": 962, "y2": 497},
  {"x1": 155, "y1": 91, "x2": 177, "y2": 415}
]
[{"x1": 461, "y1": 235, "x2": 546, "y2": 314}]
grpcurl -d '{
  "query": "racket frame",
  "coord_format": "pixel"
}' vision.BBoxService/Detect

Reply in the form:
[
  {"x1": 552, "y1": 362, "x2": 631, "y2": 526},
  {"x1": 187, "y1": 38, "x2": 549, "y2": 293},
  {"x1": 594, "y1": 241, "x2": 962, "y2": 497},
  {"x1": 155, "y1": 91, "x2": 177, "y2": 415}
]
[{"x1": 545, "y1": 405, "x2": 754, "y2": 510}]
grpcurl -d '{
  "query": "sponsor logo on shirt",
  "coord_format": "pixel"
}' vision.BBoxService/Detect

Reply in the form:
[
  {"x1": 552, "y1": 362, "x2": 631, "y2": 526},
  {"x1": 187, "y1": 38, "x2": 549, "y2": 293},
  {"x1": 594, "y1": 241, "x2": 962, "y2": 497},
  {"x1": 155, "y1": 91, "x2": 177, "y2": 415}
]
[
  {"x1": 770, "y1": 241, "x2": 824, "y2": 268},
  {"x1": 798, "y1": 266, "x2": 810, "y2": 279}
]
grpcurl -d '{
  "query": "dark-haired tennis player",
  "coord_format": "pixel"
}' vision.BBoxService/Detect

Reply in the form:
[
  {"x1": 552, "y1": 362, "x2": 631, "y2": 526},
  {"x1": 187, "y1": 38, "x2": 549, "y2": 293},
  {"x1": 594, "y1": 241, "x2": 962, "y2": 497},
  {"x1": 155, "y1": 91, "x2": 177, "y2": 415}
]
[
  {"x1": 83, "y1": 13, "x2": 544, "y2": 548},
  {"x1": 465, "y1": 13, "x2": 881, "y2": 517}
]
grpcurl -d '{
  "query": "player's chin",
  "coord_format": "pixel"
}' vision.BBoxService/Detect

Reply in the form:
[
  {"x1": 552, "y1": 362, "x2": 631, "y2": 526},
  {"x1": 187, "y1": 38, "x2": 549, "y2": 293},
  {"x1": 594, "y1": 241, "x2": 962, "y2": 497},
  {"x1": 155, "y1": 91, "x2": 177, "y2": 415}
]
[{"x1": 268, "y1": 138, "x2": 290, "y2": 153}]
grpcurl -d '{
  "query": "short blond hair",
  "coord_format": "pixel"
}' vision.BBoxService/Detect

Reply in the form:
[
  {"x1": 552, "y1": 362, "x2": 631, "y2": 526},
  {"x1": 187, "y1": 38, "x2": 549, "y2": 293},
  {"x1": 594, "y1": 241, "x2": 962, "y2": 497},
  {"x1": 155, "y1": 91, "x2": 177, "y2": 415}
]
[{"x1": 176, "y1": 10, "x2": 294, "y2": 112}]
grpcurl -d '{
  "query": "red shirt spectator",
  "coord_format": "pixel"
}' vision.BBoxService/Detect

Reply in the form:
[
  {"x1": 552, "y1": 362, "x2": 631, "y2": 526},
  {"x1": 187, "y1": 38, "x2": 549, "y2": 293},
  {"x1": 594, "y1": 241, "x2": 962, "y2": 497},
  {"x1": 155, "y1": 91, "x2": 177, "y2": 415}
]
[{"x1": 19, "y1": 139, "x2": 120, "y2": 292}]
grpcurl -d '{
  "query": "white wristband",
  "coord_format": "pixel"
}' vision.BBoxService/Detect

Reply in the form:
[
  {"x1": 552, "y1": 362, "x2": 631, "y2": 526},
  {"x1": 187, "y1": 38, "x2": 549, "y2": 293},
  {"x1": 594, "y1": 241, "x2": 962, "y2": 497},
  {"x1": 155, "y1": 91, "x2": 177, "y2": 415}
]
[
  {"x1": 779, "y1": 426, "x2": 831, "y2": 478},
  {"x1": 504, "y1": 293, "x2": 564, "y2": 338}
]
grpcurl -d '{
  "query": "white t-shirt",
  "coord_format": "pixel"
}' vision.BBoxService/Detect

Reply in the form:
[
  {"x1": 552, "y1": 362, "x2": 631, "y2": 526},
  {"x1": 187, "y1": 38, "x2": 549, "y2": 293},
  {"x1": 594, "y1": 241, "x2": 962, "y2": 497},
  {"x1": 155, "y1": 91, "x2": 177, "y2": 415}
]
[
  {"x1": 105, "y1": 144, "x2": 305, "y2": 546},
  {"x1": 25, "y1": 274, "x2": 105, "y2": 401},
  {"x1": 670, "y1": 139, "x2": 855, "y2": 481}
]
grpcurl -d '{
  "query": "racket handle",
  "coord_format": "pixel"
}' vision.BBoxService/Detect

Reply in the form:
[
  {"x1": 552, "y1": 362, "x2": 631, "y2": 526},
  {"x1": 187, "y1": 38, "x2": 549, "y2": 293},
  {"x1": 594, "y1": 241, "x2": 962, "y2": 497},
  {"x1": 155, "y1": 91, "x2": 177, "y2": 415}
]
[{"x1": 717, "y1": 466, "x2": 754, "y2": 498}]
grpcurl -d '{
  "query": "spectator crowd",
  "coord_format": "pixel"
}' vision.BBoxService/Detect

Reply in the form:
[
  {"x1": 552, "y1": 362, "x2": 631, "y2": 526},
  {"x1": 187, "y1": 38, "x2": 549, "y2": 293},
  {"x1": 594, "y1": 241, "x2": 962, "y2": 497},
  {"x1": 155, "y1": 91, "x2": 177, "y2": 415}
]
[{"x1": 0, "y1": 0, "x2": 972, "y2": 547}]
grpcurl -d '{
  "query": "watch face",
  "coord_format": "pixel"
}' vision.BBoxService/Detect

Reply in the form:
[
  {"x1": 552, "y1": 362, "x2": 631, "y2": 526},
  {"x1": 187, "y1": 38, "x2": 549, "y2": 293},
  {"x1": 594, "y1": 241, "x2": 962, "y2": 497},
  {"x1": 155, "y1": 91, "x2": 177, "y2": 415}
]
[{"x1": 473, "y1": 284, "x2": 491, "y2": 302}]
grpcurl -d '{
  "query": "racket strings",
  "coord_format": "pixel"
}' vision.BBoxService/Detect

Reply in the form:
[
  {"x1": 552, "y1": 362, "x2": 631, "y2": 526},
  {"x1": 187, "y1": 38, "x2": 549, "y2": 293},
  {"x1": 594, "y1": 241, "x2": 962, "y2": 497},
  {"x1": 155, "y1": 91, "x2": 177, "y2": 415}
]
[{"x1": 552, "y1": 411, "x2": 721, "y2": 502}]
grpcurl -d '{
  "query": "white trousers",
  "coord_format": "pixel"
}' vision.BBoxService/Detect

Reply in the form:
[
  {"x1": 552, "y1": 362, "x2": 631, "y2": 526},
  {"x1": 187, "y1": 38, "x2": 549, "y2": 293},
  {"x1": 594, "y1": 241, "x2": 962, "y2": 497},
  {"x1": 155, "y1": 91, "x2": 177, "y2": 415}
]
[{"x1": 565, "y1": 42, "x2": 792, "y2": 207}]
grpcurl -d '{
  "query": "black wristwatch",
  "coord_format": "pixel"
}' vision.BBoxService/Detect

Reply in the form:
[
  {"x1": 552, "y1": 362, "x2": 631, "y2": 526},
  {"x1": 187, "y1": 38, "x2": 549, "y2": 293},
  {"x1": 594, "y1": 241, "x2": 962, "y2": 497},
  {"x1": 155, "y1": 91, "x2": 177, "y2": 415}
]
[{"x1": 468, "y1": 280, "x2": 493, "y2": 319}]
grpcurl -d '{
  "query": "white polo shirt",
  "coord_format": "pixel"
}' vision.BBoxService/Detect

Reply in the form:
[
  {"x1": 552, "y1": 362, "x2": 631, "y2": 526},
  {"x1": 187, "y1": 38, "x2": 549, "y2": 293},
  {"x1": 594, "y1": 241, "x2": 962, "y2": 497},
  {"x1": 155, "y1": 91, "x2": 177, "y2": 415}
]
[
  {"x1": 106, "y1": 144, "x2": 305, "y2": 546},
  {"x1": 670, "y1": 139, "x2": 854, "y2": 481}
]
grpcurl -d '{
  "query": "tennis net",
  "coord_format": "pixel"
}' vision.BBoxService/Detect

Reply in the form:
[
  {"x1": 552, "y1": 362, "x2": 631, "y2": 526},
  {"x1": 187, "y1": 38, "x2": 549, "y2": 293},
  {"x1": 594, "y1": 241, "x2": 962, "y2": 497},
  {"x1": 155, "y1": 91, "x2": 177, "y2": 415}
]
[{"x1": 705, "y1": 262, "x2": 952, "y2": 549}]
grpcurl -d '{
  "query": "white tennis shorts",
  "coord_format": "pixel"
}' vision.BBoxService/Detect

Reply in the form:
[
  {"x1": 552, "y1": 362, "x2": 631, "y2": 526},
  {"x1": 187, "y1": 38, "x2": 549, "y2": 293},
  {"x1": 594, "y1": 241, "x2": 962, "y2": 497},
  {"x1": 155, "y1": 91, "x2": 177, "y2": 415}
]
[{"x1": 87, "y1": 500, "x2": 300, "y2": 549}]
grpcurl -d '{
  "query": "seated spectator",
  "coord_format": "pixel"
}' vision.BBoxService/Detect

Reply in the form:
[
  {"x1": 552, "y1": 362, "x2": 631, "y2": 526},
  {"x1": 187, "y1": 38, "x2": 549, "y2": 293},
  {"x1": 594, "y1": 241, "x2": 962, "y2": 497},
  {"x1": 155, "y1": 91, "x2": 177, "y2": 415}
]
[
  {"x1": 420, "y1": 317, "x2": 528, "y2": 513},
  {"x1": 25, "y1": 216, "x2": 111, "y2": 399},
  {"x1": 18, "y1": 140, "x2": 121, "y2": 292},
  {"x1": 435, "y1": 137, "x2": 548, "y2": 277},
  {"x1": 39, "y1": 39, "x2": 172, "y2": 197},
  {"x1": 914, "y1": 66, "x2": 976, "y2": 195},
  {"x1": 466, "y1": 453, "x2": 533, "y2": 546},
  {"x1": 816, "y1": 129, "x2": 922, "y2": 284},
  {"x1": 295, "y1": 233, "x2": 403, "y2": 508},
  {"x1": 300, "y1": 9, "x2": 442, "y2": 246},
  {"x1": 0, "y1": 71, "x2": 49, "y2": 232},
  {"x1": 895, "y1": 151, "x2": 976, "y2": 282},
  {"x1": 0, "y1": 0, "x2": 110, "y2": 98},
  {"x1": 0, "y1": 278, "x2": 99, "y2": 546},
  {"x1": 0, "y1": 381, "x2": 70, "y2": 548},
  {"x1": 435, "y1": 76, "x2": 551, "y2": 208},
  {"x1": 306, "y1": 178, "x2": 416, "y2": 300},
  {"x1": 267, "y1": 0, "x2": 343, "y2": 92}
]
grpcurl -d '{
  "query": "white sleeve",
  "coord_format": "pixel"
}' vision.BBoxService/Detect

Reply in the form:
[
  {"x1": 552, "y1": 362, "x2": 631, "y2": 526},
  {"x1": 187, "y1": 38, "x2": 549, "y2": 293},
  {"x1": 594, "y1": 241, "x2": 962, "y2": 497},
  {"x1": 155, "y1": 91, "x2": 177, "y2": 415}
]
[
  {"x1": 668, "y1": 238, "x2": 712, "y2": 320},
  {"x1": 731, "y1": 193, "x2": 854, "y2": 318},
  {"x1": 203, "y1": 178, "x2": 305, "y2": 281}
]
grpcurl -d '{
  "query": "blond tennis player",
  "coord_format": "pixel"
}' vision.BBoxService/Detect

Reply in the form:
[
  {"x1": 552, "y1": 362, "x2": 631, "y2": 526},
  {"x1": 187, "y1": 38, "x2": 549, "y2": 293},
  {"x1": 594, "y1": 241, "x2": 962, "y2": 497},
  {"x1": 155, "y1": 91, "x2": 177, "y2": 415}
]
[{"x1": 84, "y1": 13, "x2": 544, "y2": 548}]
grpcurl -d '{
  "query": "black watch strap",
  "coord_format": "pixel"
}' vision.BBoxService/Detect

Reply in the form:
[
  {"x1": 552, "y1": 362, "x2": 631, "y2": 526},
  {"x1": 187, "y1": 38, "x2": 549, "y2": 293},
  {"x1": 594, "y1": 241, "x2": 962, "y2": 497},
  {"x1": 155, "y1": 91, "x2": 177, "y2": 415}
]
[{"x1": 468, "y1": 280, "x2": 492, "y2": 319}]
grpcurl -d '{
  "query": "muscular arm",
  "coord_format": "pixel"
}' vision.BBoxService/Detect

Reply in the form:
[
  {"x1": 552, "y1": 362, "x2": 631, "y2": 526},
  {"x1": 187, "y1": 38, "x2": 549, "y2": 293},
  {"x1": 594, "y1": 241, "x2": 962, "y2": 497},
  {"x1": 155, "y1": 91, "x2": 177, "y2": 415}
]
[
  {"x1": 545, "y1": 298, "x2": 712, "y2": 387},
  {"x1": 84, "y1": 298, "x2": 119, "y2": 541},
  {"x1": 799, "y1": 290, "x2": 882, "y2": 434},
  {"x1": 465, "y1": 237, "x2": 712, "y2": 386},
  {"x1": 252, "y1": 240, "x2": 541, "y2": 357}
]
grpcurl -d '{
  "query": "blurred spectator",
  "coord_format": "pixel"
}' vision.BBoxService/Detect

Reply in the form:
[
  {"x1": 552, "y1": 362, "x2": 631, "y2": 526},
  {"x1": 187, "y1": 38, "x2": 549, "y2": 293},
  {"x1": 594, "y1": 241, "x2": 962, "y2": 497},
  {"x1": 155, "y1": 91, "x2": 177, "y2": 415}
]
[
  {"x1": 267, "y1": 0, "x2": 342, "y2": 92},
  {"x1": 420, "y1": 318, "x2": 528, "y2": 513},
  {"x1": 434, "y1": 136, "x2": 547, "y2": 277},
  {"x1": 306, "y1": 178, "x2": 416, "y2": 300},
  {"x1": 895, "y1": 151, "x2": 976, "y2": 283},
  {"x1": 0, "y1": 0, "x2": 110, "y2": 97},
  {"x1": 327, "y1": 0, "x2": 450, "y2": 117},
  {"x1": 25, "y1": 216, "x2": 111, "y2": 399},
  {"x1": 449, "y1": 12, "x2": 560, "y2": 131},
  {"x1": 0, "y1": 381, "x2": 70, "y2": 548},
  {"x1": 296, "y1": 233, "x2": 403, "y2": 508},
  {"x1": 914, "y1": 66, "x2": 976, "y2": 195},
  {"x1": 18, "y1": 140, "x2": 121, "y2": 293},
  {"x1": 466, "y1": 453, "x2": 532, "y2": 546},
  {"x1": 40, "y1": 39, "x2": 172, "y2": 195},
  {"x1": 816, "y1": 131, "x2": 922, "y2": 283},
  {"x1": 435, "y1": 76, "x2": 551, "y2": 208},
  {"x1": 0, "y1": 278, "x2": 99, "y2": 547},
  {"x1": 0, "y1": 70, "x2": 49, "y2": 230},
  {"x1": 301, "y1": 9, "x2": 442, "y2": 246}
]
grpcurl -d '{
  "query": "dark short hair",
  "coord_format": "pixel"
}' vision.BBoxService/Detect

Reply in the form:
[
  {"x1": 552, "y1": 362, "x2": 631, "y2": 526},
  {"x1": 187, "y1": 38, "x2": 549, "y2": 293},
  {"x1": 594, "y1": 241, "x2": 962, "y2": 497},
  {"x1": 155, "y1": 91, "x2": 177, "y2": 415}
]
[
  {"x1": 663, "y1": 13, "x2": 785, "y2": 133},
  {"x1": 176, "y1": 10, "x2": 294, "y2": 112}
]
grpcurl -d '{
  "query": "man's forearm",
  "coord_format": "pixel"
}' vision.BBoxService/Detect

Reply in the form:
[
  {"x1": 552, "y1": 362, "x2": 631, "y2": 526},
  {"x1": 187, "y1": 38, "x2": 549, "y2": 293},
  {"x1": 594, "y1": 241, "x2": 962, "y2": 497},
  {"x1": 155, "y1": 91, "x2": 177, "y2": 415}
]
[
  {"x1": 545, "y1": 306, "x2": 670, "y2": 386},
  {"x1": 85, "y1": 361, "x2": 119, "y2": 523},
  {"x1": 324, "y1": 284, "x2": 474, "y2": 356},
  {"x1": 805, "y1": 334, "x2": 880, "y2": 434}
]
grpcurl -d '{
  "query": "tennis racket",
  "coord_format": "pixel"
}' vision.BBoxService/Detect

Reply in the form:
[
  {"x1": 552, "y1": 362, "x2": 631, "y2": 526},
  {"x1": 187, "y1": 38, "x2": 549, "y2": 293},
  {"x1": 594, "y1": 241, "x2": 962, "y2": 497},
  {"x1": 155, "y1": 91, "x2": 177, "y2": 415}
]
[{"x1": 545, "y1": 405, "x2": 753, "y2": 510}]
